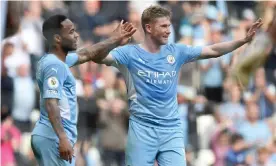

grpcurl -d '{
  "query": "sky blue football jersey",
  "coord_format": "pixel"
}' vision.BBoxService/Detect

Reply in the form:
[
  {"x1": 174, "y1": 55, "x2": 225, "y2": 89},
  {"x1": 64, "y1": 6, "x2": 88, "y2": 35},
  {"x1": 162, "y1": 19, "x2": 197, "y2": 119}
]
[
  {"x1": 32, "y1": 53, "x2": 78, "y2": 145},
  {"x1": 110, "y1": 44, "x2": 202, "y2": 128}
]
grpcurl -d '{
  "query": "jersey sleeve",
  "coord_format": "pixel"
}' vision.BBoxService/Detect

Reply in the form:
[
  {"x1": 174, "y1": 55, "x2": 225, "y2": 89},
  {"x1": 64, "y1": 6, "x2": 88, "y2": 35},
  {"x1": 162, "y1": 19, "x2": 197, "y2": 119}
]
[
  {"x1": 65, "y1": 52, "x2": 79, "y2": 67},
  {"x1": 109, "y1": 45, "x2": 130, "y2": 67},
  {"x1": 175, "y1": 43, "x2": 202, "y2": 64},
  {"x1": 42, "y1": 62, "x2": 67, "y2": 99}
]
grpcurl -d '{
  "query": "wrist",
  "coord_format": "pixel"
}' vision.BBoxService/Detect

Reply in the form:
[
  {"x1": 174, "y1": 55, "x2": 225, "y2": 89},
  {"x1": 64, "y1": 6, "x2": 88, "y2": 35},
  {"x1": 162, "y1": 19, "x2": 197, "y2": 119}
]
[
  {"x1": 110, "y1": 36, "x2": 123, "y2": 45},
  {"x1": 241, "y1": 38, "x2": 249, "y2": 44},
  {"x1": 58, "y1": 133, "x2": 67, "y2": 140}
]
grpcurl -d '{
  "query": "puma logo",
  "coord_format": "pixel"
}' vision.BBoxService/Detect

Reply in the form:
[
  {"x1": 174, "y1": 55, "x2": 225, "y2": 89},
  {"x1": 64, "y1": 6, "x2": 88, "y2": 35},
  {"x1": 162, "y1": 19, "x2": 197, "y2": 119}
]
[{"x1": 51, "y1": 68, "x2": 58, "y2": 73}]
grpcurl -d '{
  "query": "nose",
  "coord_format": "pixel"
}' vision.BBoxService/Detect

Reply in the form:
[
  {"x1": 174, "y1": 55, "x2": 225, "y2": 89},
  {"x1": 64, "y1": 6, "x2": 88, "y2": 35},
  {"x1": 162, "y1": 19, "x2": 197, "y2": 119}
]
[
  {"x1": 75, "y1": 32, "x2": 79, "y2": 40},
  {"x1": 166, "y1": 27, "x2": 171, "y2": 35}
]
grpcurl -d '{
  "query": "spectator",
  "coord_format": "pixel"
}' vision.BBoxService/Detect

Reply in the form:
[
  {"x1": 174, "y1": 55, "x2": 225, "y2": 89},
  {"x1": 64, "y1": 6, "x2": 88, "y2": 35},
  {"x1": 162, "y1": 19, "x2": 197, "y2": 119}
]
[
  {"x1": 269, "y1": 139, "x2": 276, "y2": 164},
  {"x1": 229, "y1": 11, "x2": 276, "y2": 90},
  {"x1": 86, "y1": 138, "x2": 103, "y2": 166},
  {"x1": 237, "y1": 102, "x2": 272, "y2": 151},
  {"x1": 190, "y1": 12, "x2": 206, "y2": 46},
  {"x1": 41, "y1": 1, "x2": 68, "y2": 19},
  {"x1": 12, "y1": 64, "x2": 35, "y2": 133},
  {"x1": 178, "y1": 2, "x2": 193, "y2": 45},
  {"x1": 264, "y1": 46, "x2": 276, "y2": 86},
  {"x1": 177, "y1": 85, "x2": 192, "y2": 146},
  {"x1": 199, "y1": 22, "x2": 231, "y2": 103},
  {"x1": 212, "y1": 106, "x2": 234, "y2": 131},
  {"x1": 20, "y1": 1, "x2": 45, "y2": 80},
  {"x1": 73, "y1": 0, "x2": 112, "y2": 43},
  {"x1": 244, "y1": 68, "x2": 275, "y2": 119},
  {"x1": 98, "y1": 97, "x2": 129, "y2": 166},
  {"x1": 2, "y1": 29, "x2": 30, "y2": 78},
  {"x1": 202, "y1": 5, "x2": 219, "y2": 44},
  {"x1": 211, "y1": 128, "x2": 231, "y2": 166},
  {"x1": 114, "y1": 73, "x2": 127, "y2": 99},
  {"x1": 162, "y1": 0, "x2": 183, "y2": 41},
  {"x1": 225, "y1": 133, "x2": 249, "y2": 166},
  {"x1": 186, "y1": 145, "x2": 195, "y2": 166},
  {"x1": 1, "y1": 110, "x2": 21, "y2": 166},
  {"x1": 127, "y1": 6, "x2": 144, "y2": 43},
  {"x1": 253, "y1": 147, "x2": 274, "y2": 166},
  {"x1": 1, "y1": 42, "x2": 14, "y2": 111},
  {"x1": 77, "y1": 83, "x2": 99, "y2": 140},
  {"x1": 220, "y1": 83, "x2": 246, "y2": 127}
]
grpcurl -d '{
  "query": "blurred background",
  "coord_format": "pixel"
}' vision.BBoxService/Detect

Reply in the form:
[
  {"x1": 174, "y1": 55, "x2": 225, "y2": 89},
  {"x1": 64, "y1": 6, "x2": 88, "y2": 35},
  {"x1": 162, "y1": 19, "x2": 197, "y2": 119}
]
[{"x1": 1, "y1": 1, "x2": 276, "y2": 166}]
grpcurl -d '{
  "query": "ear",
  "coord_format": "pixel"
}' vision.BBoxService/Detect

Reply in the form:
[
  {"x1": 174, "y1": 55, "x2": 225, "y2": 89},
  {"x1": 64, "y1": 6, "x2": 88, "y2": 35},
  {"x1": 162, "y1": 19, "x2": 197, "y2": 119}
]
[
  {"x1": 54, "y1": 34, "x2": 62, "y2": 43},
  {"x1": 145, "y1": 24, "x2": 152, "y2": 34}
]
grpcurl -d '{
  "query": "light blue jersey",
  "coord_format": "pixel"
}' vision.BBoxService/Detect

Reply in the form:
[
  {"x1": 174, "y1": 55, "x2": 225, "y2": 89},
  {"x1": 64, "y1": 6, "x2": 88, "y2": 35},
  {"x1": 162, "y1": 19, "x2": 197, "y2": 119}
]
[
  {"x1": 109, "y1": 44, "x2": 202, "y2": 128},
  {"x1": 32, "y1": 53, "x2": 79, "y2": 145},
  {"x1": 109, "y1": 44, "x2": 202, "y2": 166}
]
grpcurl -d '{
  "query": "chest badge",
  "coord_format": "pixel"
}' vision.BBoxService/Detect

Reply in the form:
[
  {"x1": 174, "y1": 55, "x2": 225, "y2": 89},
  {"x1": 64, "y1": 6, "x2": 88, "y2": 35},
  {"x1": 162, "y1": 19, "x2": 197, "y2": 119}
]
[{"x1": 167, "y1": 55, "x2": 175, "y2": 64}]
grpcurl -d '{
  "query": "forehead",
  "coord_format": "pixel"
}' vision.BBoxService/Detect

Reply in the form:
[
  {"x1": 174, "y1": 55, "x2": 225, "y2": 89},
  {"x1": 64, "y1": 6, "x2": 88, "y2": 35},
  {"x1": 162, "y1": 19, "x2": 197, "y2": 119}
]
[
  {"x1": 152, "y1": 17, "x2": 171, "y2": 25},
  {"x1": 61, "y1": 19, "x2": 74, "y2": 31}
]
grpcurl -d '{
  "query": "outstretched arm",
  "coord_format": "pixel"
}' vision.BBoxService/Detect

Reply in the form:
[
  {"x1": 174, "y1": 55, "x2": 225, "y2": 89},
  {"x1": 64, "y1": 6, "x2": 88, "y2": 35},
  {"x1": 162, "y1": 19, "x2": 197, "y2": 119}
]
[
  {"x1": 199, "y1": 18, "x2": 263, "y2": 59},
  {"x1": 74, "y1": 21, "x2": 136, "y2": 65}
]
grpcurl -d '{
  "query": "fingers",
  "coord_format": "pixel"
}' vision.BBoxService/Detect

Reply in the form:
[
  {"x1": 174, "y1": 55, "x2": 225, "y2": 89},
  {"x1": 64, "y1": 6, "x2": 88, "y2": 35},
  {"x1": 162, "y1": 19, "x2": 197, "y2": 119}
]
[
  {"x1": 256, "y1": 18, "x2": 262, "y2": 23},
  {"x1": 247, "y1": 18, "x2": 263, "y2": 36},
  {"x1": 253, "y1": 18, "x2": 263, "y2": 29},
  {"x1": 60, "y1": 150, "x2": 73, "y2": 163},
  {"x1": 60, "y1": 151, "x2": 68, "y2": 161},
  {"x1": 121, "y1": 20, "x2": 127, "y2": 29},
  {"x1": 118, "y1": 20, "x2": 136, "y2": 34},
  {"x1": 128, "y1": 28, "x2": 137, "y2": 36},
  {"x1": 123, "y1": 27, "x2": 137, "y2": 38},
  {"x1": 117, "y1": 20, "x2": 126, "y2": 29},
  {"x1": 120, "y1": 20, "x2": 124, "y2": 26},
  {"x1": 257, "y1": 22, "x2": 263, "y2": 29},
  {"x1": 126, "y1": 23, "x2": 134, "y2": 32},
  {"x1": 68, "y1": 150, "x2": 72, "y2": 164},
  {"x1": 123, "y1": 22, "x2": 133, "y2": 32}
]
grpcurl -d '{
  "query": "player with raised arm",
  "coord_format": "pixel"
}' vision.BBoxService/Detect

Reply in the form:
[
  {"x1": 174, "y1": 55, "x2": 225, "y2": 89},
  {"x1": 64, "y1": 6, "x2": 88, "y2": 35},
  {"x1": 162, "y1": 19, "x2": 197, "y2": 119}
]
[
  {"x1": 31, "y1": 15, "x2": 136, "y2": 166},
  {"x1": 96, "y1": 6, "x2": 263, "y2": 166}
]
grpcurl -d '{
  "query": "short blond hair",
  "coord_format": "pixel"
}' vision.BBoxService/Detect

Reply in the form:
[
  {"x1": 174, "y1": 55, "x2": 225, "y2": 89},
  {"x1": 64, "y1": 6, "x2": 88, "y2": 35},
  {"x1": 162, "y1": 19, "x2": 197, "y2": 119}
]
[{"x1": 141, "y1": 5, "x2": 171, "y2": 32}]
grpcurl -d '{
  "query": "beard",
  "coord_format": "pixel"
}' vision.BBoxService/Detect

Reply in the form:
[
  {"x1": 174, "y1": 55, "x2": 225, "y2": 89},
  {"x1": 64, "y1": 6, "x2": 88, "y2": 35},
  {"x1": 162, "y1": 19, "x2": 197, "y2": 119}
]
[{"x1": 61, "y1": 45, "x2": 75, "y2": 53}]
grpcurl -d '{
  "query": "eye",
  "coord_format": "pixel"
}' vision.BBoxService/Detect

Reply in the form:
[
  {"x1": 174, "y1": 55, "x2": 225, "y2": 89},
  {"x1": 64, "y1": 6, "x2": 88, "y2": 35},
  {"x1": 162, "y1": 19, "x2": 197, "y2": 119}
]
[{"x1": 69, "y1": 29, "x2": 75, "y2": 34}]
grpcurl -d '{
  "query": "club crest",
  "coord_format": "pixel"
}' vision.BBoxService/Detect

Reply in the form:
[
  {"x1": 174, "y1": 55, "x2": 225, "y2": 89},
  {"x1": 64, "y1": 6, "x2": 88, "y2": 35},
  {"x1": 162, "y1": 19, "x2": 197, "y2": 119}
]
[{"x1": 167, "y1": 55, "x2": 175, "y2": 64}]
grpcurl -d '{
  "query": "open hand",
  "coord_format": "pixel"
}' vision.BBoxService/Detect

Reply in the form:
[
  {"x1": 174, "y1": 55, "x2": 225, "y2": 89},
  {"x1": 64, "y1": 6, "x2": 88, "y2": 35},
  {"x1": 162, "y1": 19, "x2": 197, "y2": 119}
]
[
  {"x1": 244, "y1": 18, "x2": 263, "y2": 43},
  {"x1": 113, "y1": 20, "x2": 137, "y2": 46}
]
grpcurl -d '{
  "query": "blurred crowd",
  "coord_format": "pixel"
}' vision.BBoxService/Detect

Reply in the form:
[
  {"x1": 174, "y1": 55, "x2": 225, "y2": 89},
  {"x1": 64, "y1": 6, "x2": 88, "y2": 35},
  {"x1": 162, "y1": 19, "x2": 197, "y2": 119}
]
[{"x1": 1, "y1": 1, "x2": 276, "y2": 166}]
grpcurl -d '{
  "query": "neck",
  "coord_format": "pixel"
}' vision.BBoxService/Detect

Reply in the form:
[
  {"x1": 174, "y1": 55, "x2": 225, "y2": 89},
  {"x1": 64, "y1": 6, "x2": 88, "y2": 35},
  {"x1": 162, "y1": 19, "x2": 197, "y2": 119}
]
[
  {"x1": 231, "y1": 100, "x2": 239, "y2": 104},
  {"x1": 248, "y1": 119, "x2": 257, "y2": 124},
  {"x1": 49, "y1": 46, "x2": 67, "y2": 62},
  {"x1": 141, "y1": 35, "x2": 161, "y2": 53}
]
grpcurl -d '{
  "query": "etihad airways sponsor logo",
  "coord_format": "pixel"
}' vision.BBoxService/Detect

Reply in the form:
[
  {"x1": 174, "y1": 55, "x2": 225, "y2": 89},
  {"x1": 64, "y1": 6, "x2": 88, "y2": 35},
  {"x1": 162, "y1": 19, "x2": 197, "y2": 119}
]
[
  {"x1": 137, "y1": 70, "x2": 177, "y2": 78},
  {"x1": 137, "y1": 70, "x2": 177, "y2": 85}
]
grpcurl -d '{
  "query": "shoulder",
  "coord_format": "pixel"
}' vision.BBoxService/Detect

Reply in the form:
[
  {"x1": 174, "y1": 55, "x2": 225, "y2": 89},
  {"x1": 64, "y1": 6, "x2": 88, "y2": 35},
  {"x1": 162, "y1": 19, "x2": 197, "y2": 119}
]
[
  {"x1": 42, "y1": 54, "x2": 66, "y2": 71},
  {"x1": 65, "y1": 52, "x2": 79, "y2": 67},
  {"x1": 164, "y1": 43, "x2": 196, "y2": 52},
  {"x1": 115, "y1": 44, "x2": 136, "y2": 51},
  {"x1": 163, "y1": 43, "x2": 178, "y2": 52}
]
